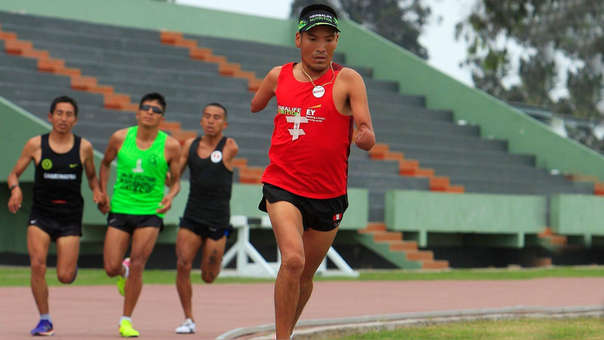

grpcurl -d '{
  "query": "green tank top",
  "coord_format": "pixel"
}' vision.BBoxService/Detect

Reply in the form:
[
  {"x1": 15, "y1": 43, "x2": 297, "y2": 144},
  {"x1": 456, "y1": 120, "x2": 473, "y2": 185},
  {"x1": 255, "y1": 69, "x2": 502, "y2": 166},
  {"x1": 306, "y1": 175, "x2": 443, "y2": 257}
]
[{"x1": 111, "y1": 126, "x2": 169, "y2": 217}]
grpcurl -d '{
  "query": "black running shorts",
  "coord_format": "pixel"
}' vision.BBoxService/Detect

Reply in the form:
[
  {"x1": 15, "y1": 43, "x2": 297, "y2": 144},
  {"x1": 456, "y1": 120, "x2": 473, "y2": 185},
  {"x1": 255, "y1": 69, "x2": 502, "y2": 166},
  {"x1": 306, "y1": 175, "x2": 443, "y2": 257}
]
[
  {"x1": 107, "y1": 212, "x2": 163, "y2": 234},
  {"x1": 258, "y1": 183, "x2": 348, "y2": 232},
  {"x1": 28, "y1": 212, "x2": 82, "y2": 241},
  {"x1": 179, "y1": 216, "x2": 232, "y2": 241}
]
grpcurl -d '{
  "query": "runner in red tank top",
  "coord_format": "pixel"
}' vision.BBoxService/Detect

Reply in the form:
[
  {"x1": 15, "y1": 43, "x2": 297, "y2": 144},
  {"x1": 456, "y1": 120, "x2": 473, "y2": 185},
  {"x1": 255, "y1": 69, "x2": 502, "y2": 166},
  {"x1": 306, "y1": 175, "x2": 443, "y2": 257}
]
[{"x1": 251, "y1": 4, "x2": 375, "y2": 339}]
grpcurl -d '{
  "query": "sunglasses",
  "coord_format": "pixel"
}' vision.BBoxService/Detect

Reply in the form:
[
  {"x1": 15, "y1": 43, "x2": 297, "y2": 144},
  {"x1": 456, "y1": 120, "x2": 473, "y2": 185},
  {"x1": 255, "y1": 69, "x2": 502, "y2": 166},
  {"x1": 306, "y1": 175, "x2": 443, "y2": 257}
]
[{"x1": 140, "y1": 104, "x2": 164, "y2": 115}]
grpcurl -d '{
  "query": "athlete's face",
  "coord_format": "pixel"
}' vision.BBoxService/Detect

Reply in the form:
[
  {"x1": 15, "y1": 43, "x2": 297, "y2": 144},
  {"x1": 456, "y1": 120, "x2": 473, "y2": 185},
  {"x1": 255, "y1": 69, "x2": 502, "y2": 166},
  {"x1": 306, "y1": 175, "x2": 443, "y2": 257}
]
[
  {"x1": 48, "y1": 102, "x2": 77, "y2": 134},
  {"x1": 136, "y1": 99, "x2": 165, "y2": 128},
  {"x1": 296, "y1": 26, "x2": 339, "y2": 73},
  {"x1": 201, "y1": 105, "x2": 227, "y2": 137}
]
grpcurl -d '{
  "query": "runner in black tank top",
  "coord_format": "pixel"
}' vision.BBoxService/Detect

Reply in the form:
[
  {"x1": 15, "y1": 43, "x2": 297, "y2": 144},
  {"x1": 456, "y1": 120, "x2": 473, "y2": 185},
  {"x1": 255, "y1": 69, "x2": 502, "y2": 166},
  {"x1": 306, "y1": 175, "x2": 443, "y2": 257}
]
[
  {"x1": 182, "y1": 136, "x2": 232, "y2": 228},
  {"x1": 7, "y1": 96, "x2": 104, "y2": 336},
  {"x1": 32, "y1": 133, "x2": 84, "y2": 222},
  {"x1": 174, "y1": 103, "x2": 239, "y2": 334}
]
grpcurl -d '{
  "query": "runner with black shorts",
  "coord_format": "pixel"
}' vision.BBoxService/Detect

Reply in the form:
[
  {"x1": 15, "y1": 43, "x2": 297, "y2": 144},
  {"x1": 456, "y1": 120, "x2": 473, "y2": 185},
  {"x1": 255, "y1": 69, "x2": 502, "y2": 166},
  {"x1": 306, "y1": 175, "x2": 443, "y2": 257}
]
[
  {"x1": 7, "y1": 96, "x2": 104, "y2": 336},
  {"x1": 250, "y1": 4, "x2": 376, "y2": 339},
  {"x1": 98, "y1": 92, "x2": 181, "y2": 338},
  {"x1": 173, "y1": 103, "x2": 238, "y2": 334}
]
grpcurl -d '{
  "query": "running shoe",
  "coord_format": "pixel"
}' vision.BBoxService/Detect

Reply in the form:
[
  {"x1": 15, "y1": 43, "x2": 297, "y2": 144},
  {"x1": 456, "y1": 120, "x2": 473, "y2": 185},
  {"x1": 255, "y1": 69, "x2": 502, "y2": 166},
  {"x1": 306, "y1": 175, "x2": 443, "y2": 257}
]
[
  {"x1": 119, "y1": 319, "x2": 139, "y2": 338},
  {"x1": 175, "y1": 318, "x2": 196, "y2": 334},
  {"x1": 117, "y1": 257, "x2": 130, "y2": 296},
  {"x1": 30, "y1": 319, "x2": 54, "y2": 336}
]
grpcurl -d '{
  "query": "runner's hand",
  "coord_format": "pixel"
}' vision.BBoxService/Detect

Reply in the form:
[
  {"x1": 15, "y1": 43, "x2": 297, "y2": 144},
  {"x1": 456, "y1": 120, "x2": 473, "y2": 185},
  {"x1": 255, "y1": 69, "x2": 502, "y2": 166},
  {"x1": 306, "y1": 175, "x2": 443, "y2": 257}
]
[
  {"x1": 96, "y1": 192, "x2": 110, "y2": 214},
  {"x1": 8, "y1": 187, "x2": 23, "y2": 214},
  {"x1": 157, "y1": 196, "x2": 173, "y2": 214},
  {"x1": 354, "y1": 125, "x2": 375, "y2": 151}
]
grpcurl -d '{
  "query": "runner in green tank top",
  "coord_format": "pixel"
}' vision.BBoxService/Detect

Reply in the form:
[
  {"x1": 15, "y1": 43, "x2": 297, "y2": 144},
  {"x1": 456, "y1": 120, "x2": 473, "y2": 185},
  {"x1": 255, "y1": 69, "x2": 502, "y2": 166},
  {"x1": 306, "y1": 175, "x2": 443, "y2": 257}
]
[
  {"x1": 111, "y1": 125, "x2": 169, "y2": 217},
  {"x1": 98, "y1": 92, "x2": 182, "y2": 338}
]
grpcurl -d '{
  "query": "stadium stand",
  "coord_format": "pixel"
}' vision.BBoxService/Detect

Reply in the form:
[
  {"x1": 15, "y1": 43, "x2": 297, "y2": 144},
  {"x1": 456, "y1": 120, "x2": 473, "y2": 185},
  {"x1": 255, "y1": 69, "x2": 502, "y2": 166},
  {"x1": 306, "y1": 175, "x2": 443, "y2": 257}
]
[{"x1": 1, "y1": 3, "x2": 604, "y2": 268}]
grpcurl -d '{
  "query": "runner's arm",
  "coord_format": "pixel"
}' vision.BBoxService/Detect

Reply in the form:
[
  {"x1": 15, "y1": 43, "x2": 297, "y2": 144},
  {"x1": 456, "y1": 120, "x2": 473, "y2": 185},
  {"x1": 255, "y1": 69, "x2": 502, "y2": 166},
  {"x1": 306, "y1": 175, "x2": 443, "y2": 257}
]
[
  {"x1": 222, "y1": 137, "x2": 239, "y2": 171},
  {"x1": 176, "y1": 137, "x2": 194, "y2": 178},
  {"x1": 251, "y1": 66, "x2": 281, "y2": 113},
  {"x1": 7, "y1": 137, "x2": 39, "y2": 213},
  {"x1": 98, "y1": 129, "x2": 126, "y2": 213},
  {"x1": 81, "y1": 138, "x2": 105, "y2": 207},
  {"x1": 157, "y1": 137, "x2": 182, "y2": 214},
  {"x1": 345, "y1": 69, "x2": 375, "y2": 151}
]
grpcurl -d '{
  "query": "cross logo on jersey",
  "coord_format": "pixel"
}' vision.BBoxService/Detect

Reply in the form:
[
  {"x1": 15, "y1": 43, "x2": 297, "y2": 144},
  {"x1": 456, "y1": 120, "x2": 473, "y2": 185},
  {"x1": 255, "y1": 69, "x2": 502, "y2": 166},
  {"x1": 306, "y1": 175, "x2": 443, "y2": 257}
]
[{"x1": 286, "y1": 115, "x2": 309, "y2": 140}]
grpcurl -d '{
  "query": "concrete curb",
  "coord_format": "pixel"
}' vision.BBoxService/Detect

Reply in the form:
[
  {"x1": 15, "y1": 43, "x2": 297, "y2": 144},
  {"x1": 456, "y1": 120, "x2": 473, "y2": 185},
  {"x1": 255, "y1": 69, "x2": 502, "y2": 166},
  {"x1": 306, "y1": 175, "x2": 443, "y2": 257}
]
[{"x1": 216, "y1": 305, "x2": 604, "y2": 339}]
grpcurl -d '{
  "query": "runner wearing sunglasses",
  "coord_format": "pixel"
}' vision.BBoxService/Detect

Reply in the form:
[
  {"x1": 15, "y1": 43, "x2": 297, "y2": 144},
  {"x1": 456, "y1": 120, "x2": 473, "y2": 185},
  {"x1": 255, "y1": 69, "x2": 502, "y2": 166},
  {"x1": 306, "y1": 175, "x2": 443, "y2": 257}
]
[{"x1": 98, "y1": 92, "x2": 182, "y2": 337}]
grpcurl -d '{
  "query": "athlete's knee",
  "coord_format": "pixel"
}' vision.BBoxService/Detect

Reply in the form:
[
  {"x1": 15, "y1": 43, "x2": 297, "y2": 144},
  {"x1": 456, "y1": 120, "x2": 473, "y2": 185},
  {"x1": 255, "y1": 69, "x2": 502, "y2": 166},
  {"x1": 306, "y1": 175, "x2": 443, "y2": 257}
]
[
  {"x1": 57, "y1": 269, "x2": 76, "y2": 284},
  {"x1": 30, "y1": 259, "x2": 46, "y2": 276},
  {"x1": 104, "y1": 260, "x2": 122, "y2": 277},
  {"x1": 128, "y1": 257, "x2": 146, "y2": 275},
  {"x1": 201, "y1": 270, "x2": 218, "y2": 284},
  {"x1": 280, "y1": 253, "x2": 305, "y2": 277},
  {"x1": 177, "y1": 258, "x2": 193, "y2": 274}
]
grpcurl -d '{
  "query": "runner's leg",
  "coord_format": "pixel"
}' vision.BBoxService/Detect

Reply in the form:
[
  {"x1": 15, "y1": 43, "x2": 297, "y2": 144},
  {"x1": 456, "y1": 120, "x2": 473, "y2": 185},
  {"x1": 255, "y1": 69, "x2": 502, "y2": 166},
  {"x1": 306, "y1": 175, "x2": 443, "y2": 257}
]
[
  {"x1": 27, "y1": 226, "x2": 51, "y2": 315},
  {"x1": 290, "y1": 227, "x2": 338, "y2": 334},
  {"x1": 175, "y1": 228, "x2": 202, "y2": 320},
  {"x1": 55, "y1": 235, "x2": 79, "y2": 284},
  {"x1": 266, "y1": 200, "x2": 305, "y2": 340},
  {"x1": 200, "y1": 235, "x2": 227, "y2": 283},
  {"x1": 103, "y1": 227, "x2": 131, "y2": 277},
  {"x1": 123, "y1": 226, "x2": 159, "y2": 317}
]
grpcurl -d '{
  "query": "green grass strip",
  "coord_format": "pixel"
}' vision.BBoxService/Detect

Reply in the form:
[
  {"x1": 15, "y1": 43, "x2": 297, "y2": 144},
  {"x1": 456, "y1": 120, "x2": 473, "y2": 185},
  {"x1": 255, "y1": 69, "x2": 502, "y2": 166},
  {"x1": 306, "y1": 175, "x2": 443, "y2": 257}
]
[
  {"x1": 332, "y1": 317, "x2": 604, "y2": 340},
  {"x1": 1, "y1": 265, "x2": 604, "y2": 287}
]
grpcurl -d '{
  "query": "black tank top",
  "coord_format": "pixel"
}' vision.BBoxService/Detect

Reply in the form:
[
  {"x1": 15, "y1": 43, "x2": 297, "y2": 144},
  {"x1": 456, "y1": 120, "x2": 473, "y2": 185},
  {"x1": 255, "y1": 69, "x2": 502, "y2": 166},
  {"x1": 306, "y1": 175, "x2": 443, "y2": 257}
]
[
  {"x1": 32, "y1": 133, "x2": 84, "y2": 219},
  {"x1": 183, "y1": 136, "x2": 233, "y2": 222}
]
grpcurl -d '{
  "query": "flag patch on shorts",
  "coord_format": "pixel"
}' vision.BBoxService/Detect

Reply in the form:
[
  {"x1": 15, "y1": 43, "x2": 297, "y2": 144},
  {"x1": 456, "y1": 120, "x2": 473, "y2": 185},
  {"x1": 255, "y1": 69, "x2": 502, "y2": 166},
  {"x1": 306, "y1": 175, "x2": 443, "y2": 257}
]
[{"x1": 332, "y1": 213, "x2": 343, "y2": 227}]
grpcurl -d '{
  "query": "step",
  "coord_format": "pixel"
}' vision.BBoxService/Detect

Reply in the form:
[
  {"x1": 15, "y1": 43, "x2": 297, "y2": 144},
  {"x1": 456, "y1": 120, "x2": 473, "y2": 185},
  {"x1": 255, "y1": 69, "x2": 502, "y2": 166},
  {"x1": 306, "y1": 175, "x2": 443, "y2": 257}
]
[
  {"x1": 372, "y1": 231, "x2": 402, "y2": 242},
  {"x1": 365, "y1": 222, "x2": 387, "y2": 232},
  {"x1": 421, "y1": 260, "x2": 449, "y2": 270},
  {"x1": 387, "y1": 240, "x2": 418, "y2": 252},
  {"x1": 405, "y1": 250, "x2": 434, "y2": 261}
]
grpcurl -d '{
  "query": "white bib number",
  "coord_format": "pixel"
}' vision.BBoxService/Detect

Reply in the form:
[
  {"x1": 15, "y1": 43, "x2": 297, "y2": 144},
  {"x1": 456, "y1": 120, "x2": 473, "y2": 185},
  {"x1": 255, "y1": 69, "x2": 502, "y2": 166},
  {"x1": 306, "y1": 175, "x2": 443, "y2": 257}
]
[
  {"x1": 312, "y1": 85, "x2": 325, "y2": 98},
  {"x1": 211, "y1": 151, "x2": 223, "y2": 163}
]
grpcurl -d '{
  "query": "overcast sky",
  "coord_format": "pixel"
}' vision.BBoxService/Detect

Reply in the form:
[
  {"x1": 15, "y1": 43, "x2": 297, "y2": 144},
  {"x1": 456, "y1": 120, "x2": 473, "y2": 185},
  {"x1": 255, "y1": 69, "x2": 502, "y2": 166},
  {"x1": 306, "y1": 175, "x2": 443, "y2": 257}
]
[{"x1": 175, "y1": 0, "x2": 474, "y2": 86}]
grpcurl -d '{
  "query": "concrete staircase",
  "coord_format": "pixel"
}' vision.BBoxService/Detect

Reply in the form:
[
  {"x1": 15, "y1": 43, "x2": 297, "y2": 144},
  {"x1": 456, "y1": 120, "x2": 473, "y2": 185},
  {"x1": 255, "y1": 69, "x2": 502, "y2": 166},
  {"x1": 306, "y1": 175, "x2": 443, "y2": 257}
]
[{"x1": 355, "y1": 222, "x2": 449, "y2": 270}]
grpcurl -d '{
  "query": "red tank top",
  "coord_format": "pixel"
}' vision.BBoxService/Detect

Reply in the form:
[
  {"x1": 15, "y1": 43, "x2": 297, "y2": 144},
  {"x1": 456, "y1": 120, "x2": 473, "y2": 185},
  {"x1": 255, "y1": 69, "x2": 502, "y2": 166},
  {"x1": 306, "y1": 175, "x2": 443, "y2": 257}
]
[{"x1": 261, "y1": 62, "x2": 352, "y2": 199}]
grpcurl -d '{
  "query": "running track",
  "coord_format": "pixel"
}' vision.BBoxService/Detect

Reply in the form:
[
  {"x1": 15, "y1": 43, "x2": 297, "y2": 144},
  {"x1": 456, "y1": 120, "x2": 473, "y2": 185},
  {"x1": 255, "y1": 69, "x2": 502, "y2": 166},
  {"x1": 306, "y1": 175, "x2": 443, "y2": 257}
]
[{"x1": 2, "y1": 278, "x2": 604, "y2": 339}]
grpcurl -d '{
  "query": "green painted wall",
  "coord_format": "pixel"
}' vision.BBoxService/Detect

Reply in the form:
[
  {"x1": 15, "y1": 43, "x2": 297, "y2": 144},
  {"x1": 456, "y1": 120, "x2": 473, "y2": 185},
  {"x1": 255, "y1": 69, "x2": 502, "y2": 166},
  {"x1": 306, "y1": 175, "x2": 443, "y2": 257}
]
[
  {"x1": 335, "y1": 21, "x2": 604, "y2": 180},
  {"x1": 551, "y1": 194, "x2": 604, "y2": 237},
  {"x1": 385, "y1": 190, "x2": 547, "y2": 247},
  {"x1": 0, "y1": 184, "x2": 33, "y2": 254},
  {"x1": 0, "y1": 97, "x2": 49, "y2": 182},
  {"x1": 0, "y1": 0, "x2": 295, "y2": 47}
]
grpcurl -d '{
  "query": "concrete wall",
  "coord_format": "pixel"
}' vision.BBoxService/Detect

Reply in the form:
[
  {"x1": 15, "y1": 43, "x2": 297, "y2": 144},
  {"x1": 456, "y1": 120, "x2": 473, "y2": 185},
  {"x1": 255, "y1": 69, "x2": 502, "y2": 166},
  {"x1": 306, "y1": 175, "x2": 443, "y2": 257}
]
[
  {"x1": 385, "y1": 190, "x2": 547, "y2": 248},
  {"x1": 551, "y1": 194, "x2": 604, "y2": 239}
]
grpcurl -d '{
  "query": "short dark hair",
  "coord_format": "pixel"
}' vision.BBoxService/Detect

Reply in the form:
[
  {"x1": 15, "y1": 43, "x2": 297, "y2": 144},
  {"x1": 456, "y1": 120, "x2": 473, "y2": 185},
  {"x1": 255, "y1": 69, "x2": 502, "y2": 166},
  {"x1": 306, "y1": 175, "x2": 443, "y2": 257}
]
[
  {"x1": 204, "y1": 102, "x2": 228, "y2": 119},
  {"x1": 50, "y1": 96, "x2": 78, "y2": 117},
  {"x1": 139, "y1": 92, "x2": 167, "y2": 112}
]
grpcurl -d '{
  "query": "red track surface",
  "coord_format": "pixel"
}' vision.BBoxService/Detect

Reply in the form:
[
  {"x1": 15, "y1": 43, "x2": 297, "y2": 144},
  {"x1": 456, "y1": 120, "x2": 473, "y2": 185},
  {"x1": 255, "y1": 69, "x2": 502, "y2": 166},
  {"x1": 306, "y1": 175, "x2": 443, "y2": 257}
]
[{"x1": 2, "y1": 278, "x2": 603, "y2": 339}]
